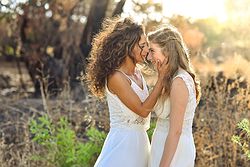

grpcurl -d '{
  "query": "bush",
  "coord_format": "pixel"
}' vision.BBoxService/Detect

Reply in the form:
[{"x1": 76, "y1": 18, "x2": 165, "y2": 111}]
[
  {"x1": 29, "y1": 115, "x2": 106, "y2": 167},
  {"x1": 147, "y1": 119, "x2": 156, "y2": 142},
  {"x1": 232, "y1": 118, "x2": 250, "y2": 160}
]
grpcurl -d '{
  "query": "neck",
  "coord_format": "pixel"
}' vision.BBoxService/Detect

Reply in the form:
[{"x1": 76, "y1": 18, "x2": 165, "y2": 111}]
[{"x1": 119, "y1": 56, "x2": 136, "y2": 75}]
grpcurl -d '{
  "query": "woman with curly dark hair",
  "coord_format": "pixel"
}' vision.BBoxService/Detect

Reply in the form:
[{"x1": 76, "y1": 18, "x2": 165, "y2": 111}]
[{"x1": 86, "y1": 16, "x2": 168, "y2": 167}]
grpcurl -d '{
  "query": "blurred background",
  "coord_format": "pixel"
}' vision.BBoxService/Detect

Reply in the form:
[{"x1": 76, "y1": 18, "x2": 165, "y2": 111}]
[{"x1": 0, "y1": 0, "x2": 249, "y2": 166}]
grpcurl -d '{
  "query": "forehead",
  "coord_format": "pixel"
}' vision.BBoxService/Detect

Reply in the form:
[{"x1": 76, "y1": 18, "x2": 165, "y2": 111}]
[
  {"x1": 139, "y1": 34, "x2": 147, "y2": 42},
  {"x1": 149, "y1": 42, "x2": 160, "y2": 50}
]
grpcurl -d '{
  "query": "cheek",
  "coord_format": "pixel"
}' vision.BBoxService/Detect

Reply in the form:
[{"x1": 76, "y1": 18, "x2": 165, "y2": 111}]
[
  {"x1": 132, "y1": 47, "x2": 140, "y2": 57},
  {"x1": 154, "y1": 52, "x2": 165, "y2": 63}
]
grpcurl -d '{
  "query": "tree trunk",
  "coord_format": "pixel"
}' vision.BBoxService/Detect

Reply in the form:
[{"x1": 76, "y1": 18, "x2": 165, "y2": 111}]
[
  {"x1": 80, "y1": 0, "x2": 110, "y2": 60},
  {"x1": 112, "y1": 0, "x2": 126, "y2": 17},
  {"x1": 20, "y1": 7, "x2": 41, "y2": 97}
]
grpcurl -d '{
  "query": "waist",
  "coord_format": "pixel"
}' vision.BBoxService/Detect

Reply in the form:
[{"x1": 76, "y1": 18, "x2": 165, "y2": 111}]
[
  {"x1": 156, "y1": 118, "x2": 193, "y2": 133},
  {"x1": 110, "y1": 115, "x2": 150, "y2": 130},
  {"x1": 110, "y1": 124, "x2": 147, "y2": 131}
]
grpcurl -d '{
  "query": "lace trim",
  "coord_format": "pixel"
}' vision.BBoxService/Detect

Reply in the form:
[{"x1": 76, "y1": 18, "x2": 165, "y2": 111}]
[
  {"x1": 173, "y1": 73, "x2": 196, "y2": 101},
  {"x1": 127, "y1": 116, "x2": 147, "y2": 125}
]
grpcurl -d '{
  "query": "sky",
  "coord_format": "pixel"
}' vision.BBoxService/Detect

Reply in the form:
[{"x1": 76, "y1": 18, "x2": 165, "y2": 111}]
[
  {"x1": 161, "y1": 0, "x2": 227, "y2": 21},
  {"x1": 123, "y1": 0, "x2": 228, "y2": 22}
]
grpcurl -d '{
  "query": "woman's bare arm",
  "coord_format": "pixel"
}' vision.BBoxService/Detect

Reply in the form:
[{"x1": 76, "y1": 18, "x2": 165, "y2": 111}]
[
  {"x1": 108, "y1": 60, "x2": 168, "y2": 118},
  {"x1": 159, "y1": 78, "x2": 189, "y2": 167}
]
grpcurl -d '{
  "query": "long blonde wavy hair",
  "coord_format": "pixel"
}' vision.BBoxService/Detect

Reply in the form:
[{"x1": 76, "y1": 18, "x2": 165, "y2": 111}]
[{"x1": 148, "y1": 25, "x2": 201, "y2": 102}]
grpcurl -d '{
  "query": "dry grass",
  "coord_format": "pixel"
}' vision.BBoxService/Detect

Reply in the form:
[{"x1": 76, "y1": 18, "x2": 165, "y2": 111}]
[
  {"x1": 192, "y1": 54, "x2": 250, "y2": 83},
  {"x1": 0, "y1": 56, "x2": 250, "y2": 166},
  {"x1": 194, "y1": 72, "x2": 250, "y2": 166}
]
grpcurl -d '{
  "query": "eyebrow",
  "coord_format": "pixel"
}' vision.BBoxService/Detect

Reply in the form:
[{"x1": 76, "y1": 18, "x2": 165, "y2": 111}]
[{"x1": 139, "y1": 42, "x2": 146, "y2": 45}]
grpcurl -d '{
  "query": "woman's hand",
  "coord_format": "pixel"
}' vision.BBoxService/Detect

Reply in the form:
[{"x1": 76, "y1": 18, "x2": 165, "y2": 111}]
[{"x1": 157, "y1": 58, "x2": 169, "y2": 80}]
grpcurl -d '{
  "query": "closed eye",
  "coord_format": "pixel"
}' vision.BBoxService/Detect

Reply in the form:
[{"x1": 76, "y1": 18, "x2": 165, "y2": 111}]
[
  {"x1": 139, "y1": 42, "x2": 146, "y2": 49},
  {"x1": 149, "y1": 48, "x2": 154, "y2": 53}
]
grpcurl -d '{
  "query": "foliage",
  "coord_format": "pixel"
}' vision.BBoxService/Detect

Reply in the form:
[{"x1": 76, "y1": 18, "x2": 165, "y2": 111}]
[
  {"x1": 193, "y1": 71, "x2": 250, "y2": 167},
  {"x1": 29, "y1": 115, "x2": 107, "y2": 167},
  {"x1": 147, "y1": 118, "x2": 156, "y2": 142},
  {"x1": 192, "y1": 18, "x2": 225, "y2": 48},
  {"x1": 232, "y1": 118, "x2": 250, "y2": 160}
]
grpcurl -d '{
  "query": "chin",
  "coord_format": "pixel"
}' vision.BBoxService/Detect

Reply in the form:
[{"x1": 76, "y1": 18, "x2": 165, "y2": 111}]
[{"x1": 136, "y1": 60, "x2": 143, "y2": 65}]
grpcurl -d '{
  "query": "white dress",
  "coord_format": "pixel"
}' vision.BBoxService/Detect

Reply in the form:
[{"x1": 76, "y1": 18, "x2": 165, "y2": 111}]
[
  {"x1": 94, "y1": 69, "x2": 151, "y2": 167},
  {"x1": 149, "y1": 68, "x2": 197, "y2": 167}
]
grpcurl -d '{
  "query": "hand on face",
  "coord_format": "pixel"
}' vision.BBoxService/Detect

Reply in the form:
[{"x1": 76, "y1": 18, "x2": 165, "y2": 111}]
[
  {"x1": 133, "y1": 34, "x2": 150, "y2": 64},
  {"x1": 156, "y1": 57, "x2": 169, "y2": 79}
]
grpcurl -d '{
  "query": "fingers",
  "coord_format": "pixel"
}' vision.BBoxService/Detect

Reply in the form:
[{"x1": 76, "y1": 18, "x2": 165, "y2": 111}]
[
  {"x1": 162, "y1": 58, "x2": 169, "y2": 65},
  {"x1": 156, "y1": 58, "x2": 169, "y2": 74},
  {"x1": 161, "y1": 58, "x2": 169, "y2": 72},
  {"x1": 158, "y1": 58, "x2": 169, "y2": 79},
  {"x1": 156, "y1": 59, "x2": 161, "y2": 71}
]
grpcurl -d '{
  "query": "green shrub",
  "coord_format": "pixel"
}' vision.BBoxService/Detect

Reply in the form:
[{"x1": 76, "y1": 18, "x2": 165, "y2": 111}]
[
  {"x1": 29, "y1": 115, "x2": 106, "y2": 167},
  {"x1": 147, "y1": 120, "x2": 156, "y2": 142},
  {"x1": 232, "y1": 118, "x2": 250, "y2": 160}
]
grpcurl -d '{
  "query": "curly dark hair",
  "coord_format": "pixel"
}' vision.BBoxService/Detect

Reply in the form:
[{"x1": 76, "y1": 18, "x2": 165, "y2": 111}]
[{"x1": 85, "y1": 16, "x2": 144, "y2": 98}]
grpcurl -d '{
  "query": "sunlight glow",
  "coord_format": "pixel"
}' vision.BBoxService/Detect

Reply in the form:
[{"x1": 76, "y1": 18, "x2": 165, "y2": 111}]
[
  {"x1": 1, "y1": 0, "x2": 8, "y2": 5},
  {"x1": 124, "y1": 0, "x2": 228, "y2": 22},
  {"x1": 162, "y1": 0, "x2": 228, "y2": 22},
  {"x1": 152, "y1": 0, "x2": 162, "y2": 3}
]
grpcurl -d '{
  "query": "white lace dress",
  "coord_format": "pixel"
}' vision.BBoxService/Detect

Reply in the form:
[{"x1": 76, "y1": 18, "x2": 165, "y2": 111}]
[
  {"x1": 149, "y1": 68, "x2": 197, "y2": 167},
  {"x1": 94, "y1": 70, "x2": 150, "y2": 167}
]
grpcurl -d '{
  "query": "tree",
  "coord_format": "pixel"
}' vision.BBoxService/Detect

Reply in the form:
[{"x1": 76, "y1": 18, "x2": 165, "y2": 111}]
[{"x1": 0, "y1": 0, "x2": 127, "y2": 99}]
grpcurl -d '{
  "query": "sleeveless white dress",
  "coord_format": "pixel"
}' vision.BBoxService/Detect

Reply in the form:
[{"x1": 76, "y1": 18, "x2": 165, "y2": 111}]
[
  {"x1": 149, "y1": 68, "x2": 197, "y2": 167},
  {"x1": 94, "y1": 69, "x2": 151, "y2": 167}
]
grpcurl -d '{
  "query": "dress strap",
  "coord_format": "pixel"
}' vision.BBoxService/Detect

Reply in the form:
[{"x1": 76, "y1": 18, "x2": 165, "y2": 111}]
[
  {"x1": 115, "y1": 69, "x2": 145, "y2": 91},
  {"x1": 138, "y1": 69, "x2": 148, "y2": 91},
  {"x1": 115, "y1": 69, "x2": 129, "y2": 77},
  {"x1": 114, "y1": 69, "x2": 133, "y2": 83}
]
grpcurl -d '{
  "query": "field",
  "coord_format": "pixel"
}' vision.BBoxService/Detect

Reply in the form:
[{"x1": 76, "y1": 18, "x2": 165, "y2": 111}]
[{"x1": 0, "y1": 55, "x2": 249, "y2": 167}]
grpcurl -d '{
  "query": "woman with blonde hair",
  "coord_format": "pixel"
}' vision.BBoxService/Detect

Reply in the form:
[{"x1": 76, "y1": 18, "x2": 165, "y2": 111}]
[
  {"x1": 147, "y1": 25, "x2": 201, "y2": 167},
  {"x1": 86, "y1": 16, "x2": 168, "y2": 167}
]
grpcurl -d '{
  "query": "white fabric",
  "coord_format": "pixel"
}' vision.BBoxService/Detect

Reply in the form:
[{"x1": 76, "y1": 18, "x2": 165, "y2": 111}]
[
  {"x1": 149, "y1": 68, "x2": 197, "y2": 167},
  {"x1": 94, "y1": 69, "x2": 151, "y2": 167}
]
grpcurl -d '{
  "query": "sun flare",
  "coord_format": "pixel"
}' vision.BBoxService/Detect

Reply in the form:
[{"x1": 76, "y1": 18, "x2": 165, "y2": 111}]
[
  {"x1": 162, "y1": 0, "x2": 228, "y2": 22},
  {"x1": 124, "y1": 0, "x2": 228, "y2": 22}
]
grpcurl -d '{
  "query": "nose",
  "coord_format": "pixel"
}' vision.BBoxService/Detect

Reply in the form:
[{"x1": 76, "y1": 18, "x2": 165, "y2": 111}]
[
  {"x1": 146, "y1": 51, "x2": 153, "y2": 61},
  {"x1": 145, "y1": 44, "x2": 150, "y2": 53}
]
